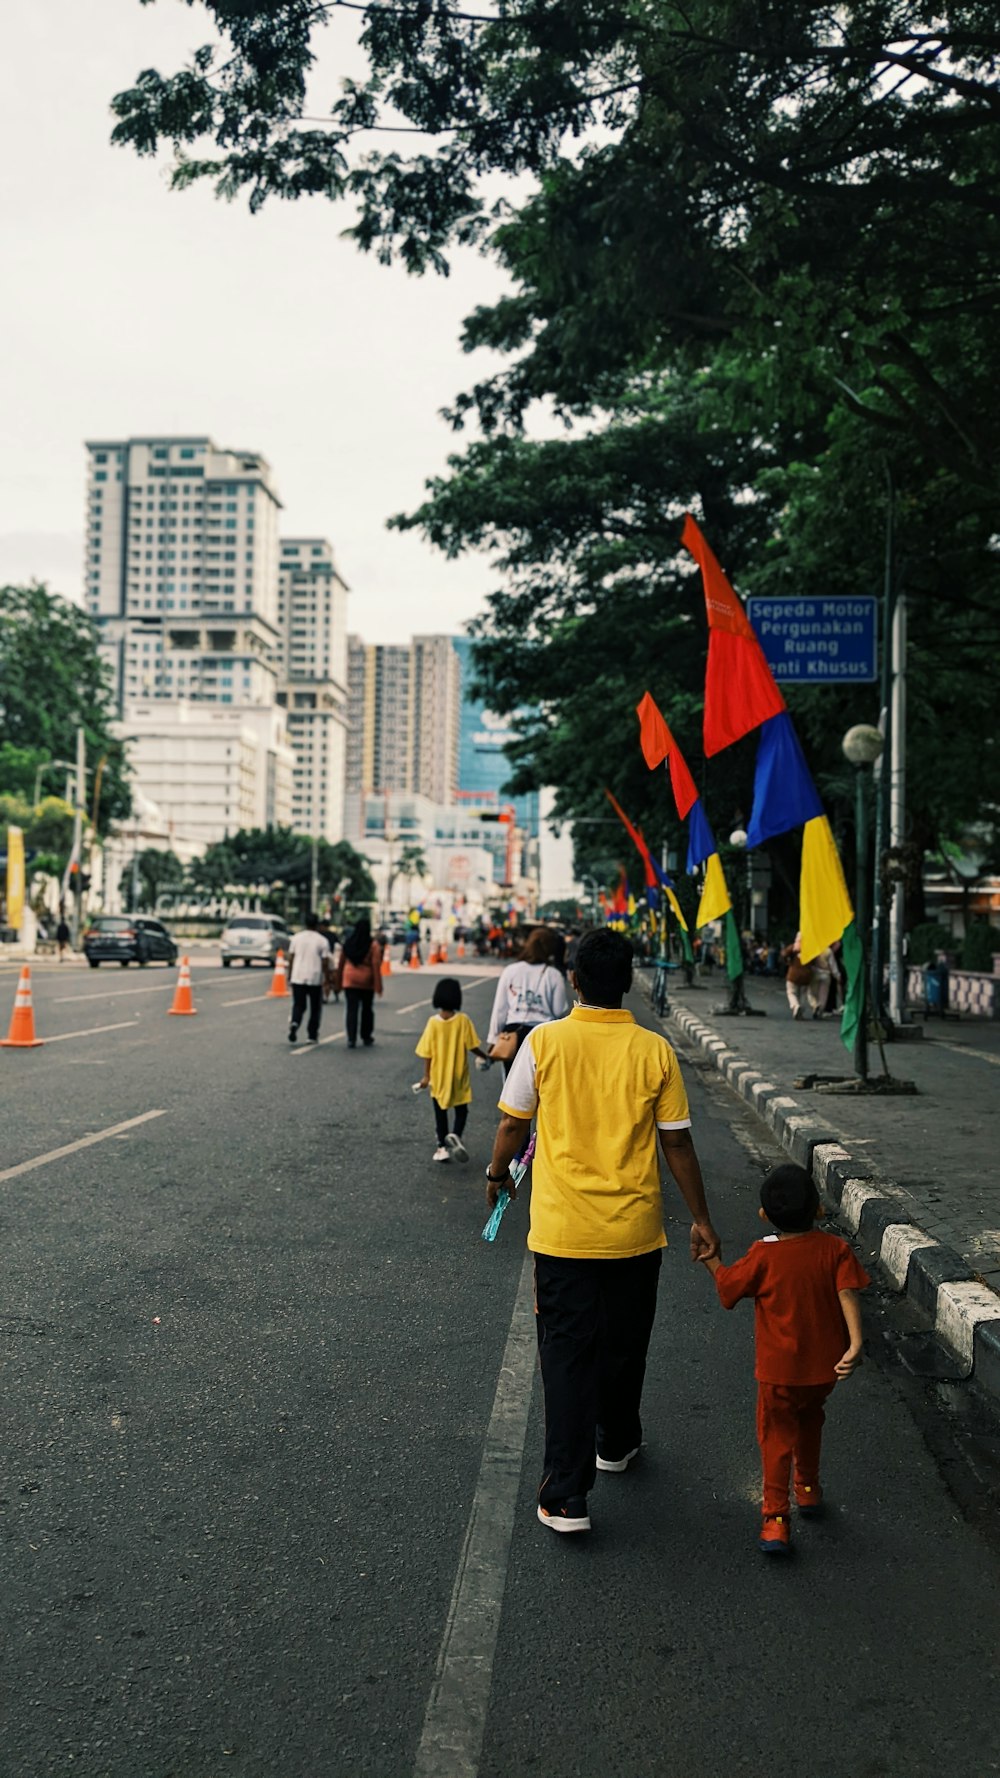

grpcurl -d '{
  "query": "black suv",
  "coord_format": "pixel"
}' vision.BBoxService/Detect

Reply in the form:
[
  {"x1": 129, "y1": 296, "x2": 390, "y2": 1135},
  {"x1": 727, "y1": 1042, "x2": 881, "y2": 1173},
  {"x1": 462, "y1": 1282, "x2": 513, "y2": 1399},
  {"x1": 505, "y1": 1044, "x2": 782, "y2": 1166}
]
[{"x1": 83, "y1": 916, "x2": 179, "y2": 969}]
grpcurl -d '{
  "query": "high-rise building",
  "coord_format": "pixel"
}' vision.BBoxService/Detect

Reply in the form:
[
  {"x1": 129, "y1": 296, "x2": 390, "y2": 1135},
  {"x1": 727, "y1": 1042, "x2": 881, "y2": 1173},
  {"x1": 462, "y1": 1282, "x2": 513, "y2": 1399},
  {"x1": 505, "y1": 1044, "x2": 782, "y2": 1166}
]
[
  {"x1": 344, "y1": 638, "x2": 414, "y2": 801},
  {"x1": 276, "y1": 539, "x2": 349, "y2": 841},
  {"x1": 343, "y1": 633, "x2": 461, "y2": 818},
  {"x1": 84, "y1": 435, "x2": 283, "y2": 714},
  {"x1": 411, "y1": 634, "x2": 461, "y2": 805},
  {"x1": 453, "y1": 637, "x2": 540, "y2": 840}
]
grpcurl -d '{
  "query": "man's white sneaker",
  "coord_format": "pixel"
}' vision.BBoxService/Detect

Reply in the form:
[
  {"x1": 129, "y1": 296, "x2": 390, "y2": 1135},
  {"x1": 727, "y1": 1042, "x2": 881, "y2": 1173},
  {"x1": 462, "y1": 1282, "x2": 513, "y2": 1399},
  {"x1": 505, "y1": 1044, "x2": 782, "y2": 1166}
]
[
  {"x1": 595, "y1": 1445, "x2": 640, "y2": 1473},
  {"x1": 433, "y1": 1145, "x2": 451, "y2": 1163},
  {"x1": 444, "y1": 1133, "x2": 469, "y2": 1162}
]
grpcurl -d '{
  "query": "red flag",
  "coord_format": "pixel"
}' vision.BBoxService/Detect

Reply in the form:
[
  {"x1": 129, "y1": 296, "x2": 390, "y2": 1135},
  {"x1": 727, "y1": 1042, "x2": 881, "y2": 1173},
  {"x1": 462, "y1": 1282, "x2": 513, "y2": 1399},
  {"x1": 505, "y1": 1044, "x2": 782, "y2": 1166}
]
[
  {"x1": 681, "y1": 513, "x2": 785, "y2": 756},
  {"x1": 611, "y1": 868, "x2": 628, "y2": 915},
  {"x1": 635, "y1": 692, "x2": 699, "y2": 818},
  {"x1": 636, "y1": 691, "x2": 671, "y2": 769},
  {"x1": 604, "y1": 789, "x2": 660, "y2": 890}
]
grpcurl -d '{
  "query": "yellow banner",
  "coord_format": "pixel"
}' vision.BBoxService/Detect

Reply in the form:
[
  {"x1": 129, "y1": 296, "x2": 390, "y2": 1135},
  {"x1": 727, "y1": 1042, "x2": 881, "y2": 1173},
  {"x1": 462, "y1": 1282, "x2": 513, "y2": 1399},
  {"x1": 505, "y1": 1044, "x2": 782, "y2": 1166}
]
[
  {"x1": 799, "y1": 814, "x2": 854, "y2": 961},
  {"x1": 696, "y1": 851, "x2": 732, "y2": 928},
  {"x1": 6, "y1": 825, "x2": 25, "y2": 931}
]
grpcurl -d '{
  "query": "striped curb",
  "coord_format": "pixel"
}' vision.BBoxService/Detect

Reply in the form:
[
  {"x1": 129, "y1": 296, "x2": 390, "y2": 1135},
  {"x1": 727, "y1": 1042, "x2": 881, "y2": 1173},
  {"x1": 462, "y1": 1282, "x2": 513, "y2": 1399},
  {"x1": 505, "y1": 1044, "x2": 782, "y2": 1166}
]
[{"x1": 645, "y1": 982, "x2": 1000, "y2": 1397}]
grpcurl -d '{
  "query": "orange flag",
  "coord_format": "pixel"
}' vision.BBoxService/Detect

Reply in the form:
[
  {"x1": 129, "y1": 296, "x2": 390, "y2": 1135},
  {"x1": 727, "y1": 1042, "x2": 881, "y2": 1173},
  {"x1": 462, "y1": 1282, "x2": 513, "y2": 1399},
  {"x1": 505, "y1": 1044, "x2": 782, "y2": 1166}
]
[
  {"x1": 635, "y1": 692, "x2": 699, "y2": 819},
  {"x1": 681, "y1": 513, "x2": 785, "y2": 756}
]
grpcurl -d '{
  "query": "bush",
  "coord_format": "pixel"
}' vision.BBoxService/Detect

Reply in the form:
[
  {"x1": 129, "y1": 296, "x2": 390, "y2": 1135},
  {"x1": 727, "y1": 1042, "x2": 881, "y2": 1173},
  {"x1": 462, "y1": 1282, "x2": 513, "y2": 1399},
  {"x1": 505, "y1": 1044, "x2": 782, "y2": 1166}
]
[
  {"x1": 906, "y1": 921, "x2": 951, "y2": 967},
  {"x1": 961, "y1": 923, "x2": 1000, "y2": 973}
]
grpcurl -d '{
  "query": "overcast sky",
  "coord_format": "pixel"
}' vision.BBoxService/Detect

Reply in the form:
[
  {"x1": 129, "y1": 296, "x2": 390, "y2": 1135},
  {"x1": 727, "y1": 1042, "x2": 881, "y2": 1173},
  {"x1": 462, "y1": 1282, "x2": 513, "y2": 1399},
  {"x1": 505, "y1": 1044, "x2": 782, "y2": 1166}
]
[{"x1": 0, "y1": 0, "x2": 515, "y2": 643}]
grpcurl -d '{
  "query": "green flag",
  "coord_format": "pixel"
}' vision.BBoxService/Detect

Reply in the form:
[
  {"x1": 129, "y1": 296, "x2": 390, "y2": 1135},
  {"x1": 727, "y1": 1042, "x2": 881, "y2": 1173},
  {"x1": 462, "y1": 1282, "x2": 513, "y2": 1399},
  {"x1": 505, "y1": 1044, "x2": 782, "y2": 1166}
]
[
  {"x1": 839, "y1": 920, "x2": 865, "y2": 1056},
  {"x1": 725, "y1": 908, "x2": 744, "y2": 983}
]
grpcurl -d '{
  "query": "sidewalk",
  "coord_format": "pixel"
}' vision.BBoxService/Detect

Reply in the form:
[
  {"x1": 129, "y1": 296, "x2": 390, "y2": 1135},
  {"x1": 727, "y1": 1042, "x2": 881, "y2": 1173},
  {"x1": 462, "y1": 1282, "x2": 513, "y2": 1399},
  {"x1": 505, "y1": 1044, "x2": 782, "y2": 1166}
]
[{"x1": 647, "y1": 971, "x2": 1000, "y2": 1400}]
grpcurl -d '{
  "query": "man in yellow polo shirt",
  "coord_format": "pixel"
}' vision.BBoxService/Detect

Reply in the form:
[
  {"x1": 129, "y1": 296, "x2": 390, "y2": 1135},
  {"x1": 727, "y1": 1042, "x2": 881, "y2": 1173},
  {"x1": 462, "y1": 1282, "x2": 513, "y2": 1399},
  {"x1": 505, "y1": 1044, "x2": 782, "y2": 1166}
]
[{"x1": 486, "y1": 927, "x2": 719, "y2": 1535}]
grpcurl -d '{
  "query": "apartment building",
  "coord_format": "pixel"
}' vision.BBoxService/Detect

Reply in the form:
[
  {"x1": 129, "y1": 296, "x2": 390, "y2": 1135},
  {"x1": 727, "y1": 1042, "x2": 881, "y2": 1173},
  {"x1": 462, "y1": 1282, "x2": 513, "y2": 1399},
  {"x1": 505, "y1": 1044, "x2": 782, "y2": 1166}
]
[
  {"x1": 344, "y1": 633, "x2": 461, "y2": 810},
  {"x1": 276, "y1": 539, "x2": 349, "y2": 842},
  {"x1": 84, "y1": 435, "x2": 283, "y2": 714}
]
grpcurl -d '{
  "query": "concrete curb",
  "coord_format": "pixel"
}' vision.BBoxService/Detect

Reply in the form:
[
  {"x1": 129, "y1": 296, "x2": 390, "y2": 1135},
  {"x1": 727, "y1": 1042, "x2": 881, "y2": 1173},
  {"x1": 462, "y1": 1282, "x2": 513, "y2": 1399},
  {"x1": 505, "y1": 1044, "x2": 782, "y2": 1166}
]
[{"x1": 661, "y1": 990, "x2": 1000, "y2": 1398}]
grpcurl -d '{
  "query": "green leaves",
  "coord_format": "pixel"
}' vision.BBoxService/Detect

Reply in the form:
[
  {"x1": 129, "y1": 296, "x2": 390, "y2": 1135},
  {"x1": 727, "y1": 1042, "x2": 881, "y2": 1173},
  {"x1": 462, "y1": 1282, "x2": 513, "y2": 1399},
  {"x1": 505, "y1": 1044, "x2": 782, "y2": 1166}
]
[{"x1": 0, "y1": 585, "x2": 131, "y2": 833}]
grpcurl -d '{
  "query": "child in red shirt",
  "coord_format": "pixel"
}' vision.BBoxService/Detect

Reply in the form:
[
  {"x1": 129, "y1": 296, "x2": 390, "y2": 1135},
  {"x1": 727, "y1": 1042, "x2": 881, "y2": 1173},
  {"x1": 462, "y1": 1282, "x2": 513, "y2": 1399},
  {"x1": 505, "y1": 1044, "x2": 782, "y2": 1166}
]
[{"x1": 702, "y1": 1162, "x2": 869, "y2": 1556}]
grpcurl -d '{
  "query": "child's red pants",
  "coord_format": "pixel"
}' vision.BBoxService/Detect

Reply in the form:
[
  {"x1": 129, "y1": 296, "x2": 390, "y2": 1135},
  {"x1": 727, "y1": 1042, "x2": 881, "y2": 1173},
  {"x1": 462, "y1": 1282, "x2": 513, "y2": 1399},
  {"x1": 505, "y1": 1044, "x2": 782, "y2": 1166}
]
[{"x1": 756, "y1": 1381, "x2": 834, "y2": 1515}]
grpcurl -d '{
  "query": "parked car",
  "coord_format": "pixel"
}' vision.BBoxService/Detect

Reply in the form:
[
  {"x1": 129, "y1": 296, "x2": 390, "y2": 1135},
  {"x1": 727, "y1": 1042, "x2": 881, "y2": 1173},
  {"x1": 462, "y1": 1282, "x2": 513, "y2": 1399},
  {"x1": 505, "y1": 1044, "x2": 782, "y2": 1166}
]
[
  {"x1": 220, "y1": 914, "x2": 292, "y2": 967},
  {"x1": 83, "y1": 915, "x2": 178, "y2": 969}
]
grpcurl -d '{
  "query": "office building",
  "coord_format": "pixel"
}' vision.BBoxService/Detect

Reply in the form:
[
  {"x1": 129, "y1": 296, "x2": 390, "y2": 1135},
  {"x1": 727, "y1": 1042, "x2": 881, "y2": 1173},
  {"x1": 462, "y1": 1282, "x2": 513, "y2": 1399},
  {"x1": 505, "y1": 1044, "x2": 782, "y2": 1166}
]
[
  {"x1": 84, "y1": 435, "x2": 283, "y2": 714},
  {"x1": 453, "y1": 636, "x2": 540, "y2": 840},
  {"x1": 119, "y1": 701, "x2": 294, "y2": 850},
  {"x1": 276, "y1": 539, "x2": 349, "y2": 842}
]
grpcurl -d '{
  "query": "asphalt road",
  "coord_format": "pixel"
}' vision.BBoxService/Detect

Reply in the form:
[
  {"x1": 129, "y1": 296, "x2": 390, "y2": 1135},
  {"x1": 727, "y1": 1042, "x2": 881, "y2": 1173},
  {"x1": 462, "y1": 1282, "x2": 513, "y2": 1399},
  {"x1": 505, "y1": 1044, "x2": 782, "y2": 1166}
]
[{"x1": 2, "y1": 954, "x2": 999, "y2": 1777}]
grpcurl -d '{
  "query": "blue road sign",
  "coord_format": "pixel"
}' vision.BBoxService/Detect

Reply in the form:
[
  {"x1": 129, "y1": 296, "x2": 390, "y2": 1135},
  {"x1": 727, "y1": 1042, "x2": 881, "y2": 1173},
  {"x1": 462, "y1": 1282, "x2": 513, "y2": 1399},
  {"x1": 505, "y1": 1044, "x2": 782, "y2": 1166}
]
[{"x1": 746, "y1": 596, "x2": 878, "y2": 683}]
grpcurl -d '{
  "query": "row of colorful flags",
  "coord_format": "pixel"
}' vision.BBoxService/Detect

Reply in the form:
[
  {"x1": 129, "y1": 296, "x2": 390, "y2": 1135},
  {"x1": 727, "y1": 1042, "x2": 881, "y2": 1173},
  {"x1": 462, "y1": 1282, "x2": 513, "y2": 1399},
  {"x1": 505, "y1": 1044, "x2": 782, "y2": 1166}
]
[{"x1": 603, "y1": 515, "x2": 863, "y2": 1055}]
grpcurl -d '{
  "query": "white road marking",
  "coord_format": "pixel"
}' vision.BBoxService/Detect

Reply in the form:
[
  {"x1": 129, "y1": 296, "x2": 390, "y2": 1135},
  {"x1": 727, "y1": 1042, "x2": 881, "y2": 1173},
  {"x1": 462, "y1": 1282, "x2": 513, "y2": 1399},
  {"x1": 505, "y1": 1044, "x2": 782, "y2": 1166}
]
[
  {"x1": 54, "y1": 982, "x2": 177, "y2": 1003},
  {"x1": 934, "y1": 1040, "x2": 1000, "y2": 1069},
  {"x1": 395, "y1": 975, "x2": 495, "y2": 1016},
  {"x1": 221, "y1": 993, "x2": 275, "y2": 1007},
  {"x1": 0, "y1": 1109, "x2": 167, "y2": 1184},
  {"x1": 42, "y1": 1020, "x2": 140, "y2": 1044},
  {"x1": 414, "y1": 1249, "x2": 536, "y2": 1778},
  {"x1": 289, "y1": 1031, "x2": 347, "y2": 1057}
]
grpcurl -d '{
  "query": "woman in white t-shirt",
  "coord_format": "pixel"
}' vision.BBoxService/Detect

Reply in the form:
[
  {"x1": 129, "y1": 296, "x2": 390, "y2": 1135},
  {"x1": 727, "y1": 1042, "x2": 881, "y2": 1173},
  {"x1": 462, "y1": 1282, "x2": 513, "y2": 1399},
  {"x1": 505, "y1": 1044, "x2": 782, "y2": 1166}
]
[{"x1": 487, "y1": 927, "x2": 570, "y2": 1069}]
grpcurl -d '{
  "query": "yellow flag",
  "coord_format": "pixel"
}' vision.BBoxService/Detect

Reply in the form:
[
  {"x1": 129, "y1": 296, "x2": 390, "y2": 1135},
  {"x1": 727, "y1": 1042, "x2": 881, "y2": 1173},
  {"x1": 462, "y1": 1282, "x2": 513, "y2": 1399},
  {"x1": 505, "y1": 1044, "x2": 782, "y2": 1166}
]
[
  {"x1": 696, "y1": 852, "x2": 732, "y2": 927},
  {"x1": 6, "y1": 825, "x2": 25, "y2": 931},
  {"x1": 799, "y1": 815, "x2": 854, "y2": 961},
  {"x1": 665, "y1": 886, "x2": 689, "y2": 933}
]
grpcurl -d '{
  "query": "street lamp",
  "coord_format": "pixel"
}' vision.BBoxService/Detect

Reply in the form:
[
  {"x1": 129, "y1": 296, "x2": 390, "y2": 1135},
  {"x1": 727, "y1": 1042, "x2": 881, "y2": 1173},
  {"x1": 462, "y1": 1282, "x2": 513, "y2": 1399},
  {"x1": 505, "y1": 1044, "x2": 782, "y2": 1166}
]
[
  {"x1": 842, "y1": 723, "x2": 884, "y2": 1082},
  {"x1": 729, "y1": 827, "x2": 752, "y2": 934}
]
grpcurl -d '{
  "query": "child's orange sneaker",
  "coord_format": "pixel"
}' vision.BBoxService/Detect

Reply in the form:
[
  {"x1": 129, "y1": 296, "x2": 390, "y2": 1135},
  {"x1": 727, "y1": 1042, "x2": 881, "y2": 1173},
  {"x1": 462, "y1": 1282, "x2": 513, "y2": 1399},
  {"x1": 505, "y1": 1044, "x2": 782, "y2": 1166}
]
[
  {"x1": 759, "y1": 1514, "x2": 792, "y2": 1556},
  {"x1": 794, "y1": 1482, "x2": 824, "y2": 1518}
]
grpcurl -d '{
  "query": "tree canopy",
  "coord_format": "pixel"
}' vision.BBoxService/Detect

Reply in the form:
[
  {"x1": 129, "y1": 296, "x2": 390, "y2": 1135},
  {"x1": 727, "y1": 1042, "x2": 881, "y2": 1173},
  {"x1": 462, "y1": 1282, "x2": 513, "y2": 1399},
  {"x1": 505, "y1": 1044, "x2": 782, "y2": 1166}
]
[
  {"x1": 191, "y1": 827, "x2": 375, "y2": 911},
  {"x1": 111, "y1": 4, "x2": 1000, "y2": 910},
  {"x1": 0, "y1": 585, "x2": 131, "y2": 833}
]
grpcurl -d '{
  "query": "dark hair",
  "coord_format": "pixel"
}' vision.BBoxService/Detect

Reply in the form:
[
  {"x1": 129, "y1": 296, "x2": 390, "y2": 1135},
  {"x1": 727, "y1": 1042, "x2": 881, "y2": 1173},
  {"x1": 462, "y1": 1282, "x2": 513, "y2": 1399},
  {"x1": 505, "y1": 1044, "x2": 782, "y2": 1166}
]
[
  {"x1": 305, "y1": 911, "x2": 319, "y2": 930},
  {"x1": 342, "y1": 917, "x2": 372, "y2": 965},
  {"x1": 432, "y1": 977, "x2": 463, "y2": 1013},
  {"x1": 573, "y1": 928, "x2": 633, "y2": 1006},
  {"x1": 760, "y1": 1163, "x2": 819, "y2": 1233},
  {"x1": 521, "y1": 927, "x2": 556, "y2": 965}
]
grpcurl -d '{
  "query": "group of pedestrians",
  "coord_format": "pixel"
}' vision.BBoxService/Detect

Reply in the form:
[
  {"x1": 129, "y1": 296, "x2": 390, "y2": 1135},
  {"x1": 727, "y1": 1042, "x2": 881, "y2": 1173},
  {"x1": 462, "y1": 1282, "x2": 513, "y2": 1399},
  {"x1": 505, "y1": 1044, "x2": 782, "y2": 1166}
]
[{"x1": 286, "y1": 914, "x2": 383, "y2": 1048}]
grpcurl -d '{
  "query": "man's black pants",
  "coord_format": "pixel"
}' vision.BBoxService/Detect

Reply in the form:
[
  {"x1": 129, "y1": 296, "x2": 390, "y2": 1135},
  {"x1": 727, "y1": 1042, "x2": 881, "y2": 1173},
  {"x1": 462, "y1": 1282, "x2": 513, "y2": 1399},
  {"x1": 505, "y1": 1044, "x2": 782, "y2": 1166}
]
[
  {"x1": 344, "y1": 988, "x2": 375, "y2": 1046},
  {"x1": 290, "y1": 982, "x2": 322, "y2": 1040},
  {"x1": 534, "y1": 1249, "x2": 662, "y2": 1507}
]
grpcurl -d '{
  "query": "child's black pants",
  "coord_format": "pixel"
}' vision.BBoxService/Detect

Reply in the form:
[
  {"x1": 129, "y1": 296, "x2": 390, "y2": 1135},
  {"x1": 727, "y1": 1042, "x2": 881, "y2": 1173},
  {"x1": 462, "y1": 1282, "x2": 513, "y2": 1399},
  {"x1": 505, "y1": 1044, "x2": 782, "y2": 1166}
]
[
  {"x1": 534, "y1": 1249, "x2": 662, "y2": 1506},
  {"x1": 433, "y1": 1100, "x2": 468, "y2": 1145}
]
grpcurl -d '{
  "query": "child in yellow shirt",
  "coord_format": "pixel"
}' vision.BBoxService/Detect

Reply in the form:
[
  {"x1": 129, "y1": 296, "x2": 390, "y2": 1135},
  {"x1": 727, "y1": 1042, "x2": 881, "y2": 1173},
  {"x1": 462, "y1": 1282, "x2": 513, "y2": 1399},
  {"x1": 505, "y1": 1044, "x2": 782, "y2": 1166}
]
[{"x1": 415, "y1": 978, "x2": 489, "y2": 1163}]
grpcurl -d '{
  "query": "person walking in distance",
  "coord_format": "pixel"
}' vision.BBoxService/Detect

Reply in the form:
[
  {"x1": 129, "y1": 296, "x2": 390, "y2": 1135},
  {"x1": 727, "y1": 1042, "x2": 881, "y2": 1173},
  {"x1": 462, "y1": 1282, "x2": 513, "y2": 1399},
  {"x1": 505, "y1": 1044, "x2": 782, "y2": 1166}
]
[
  {"x1": 486, "y1": 926, "x2": 570, "y2": 1074},
  {"x1": 486, "y1": 928, "x2": 719, "y2": 1537},
  {"x1": 338, "y1": 916, "x2": 383, "y2": 1048},
  {"x1": 287, "y1": 912, "x2": 331, "y2": 1045},
  {"x1": 55, "y1": 915, "x2": 71, "y2": 961}
]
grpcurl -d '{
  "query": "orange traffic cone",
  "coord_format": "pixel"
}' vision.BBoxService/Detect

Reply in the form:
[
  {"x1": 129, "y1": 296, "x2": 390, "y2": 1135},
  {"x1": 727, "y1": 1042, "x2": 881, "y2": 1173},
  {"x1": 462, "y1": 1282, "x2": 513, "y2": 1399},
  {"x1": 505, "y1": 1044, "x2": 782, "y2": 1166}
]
[
  {"x1": 168, "y1": 955, "x2": 197, "y2": 1016},
  {"x1": 267, "y1": 949, "x2": 289, "y2": 999},
  {"x1": 409, "y1": 949, "x2": 421, "y2": 970},
  {"x1": 381, "y1": 951, "x2": 392, "y2": 977},
  {"x1": 439, "y1": 944, "x2": 449, "y2": 963},
  {"x1": 457, "y1": 939, "x2": 466, "y2": 960},
  {"x1": 0, "y1": 965, "x2": 44, "y2": 1048}
]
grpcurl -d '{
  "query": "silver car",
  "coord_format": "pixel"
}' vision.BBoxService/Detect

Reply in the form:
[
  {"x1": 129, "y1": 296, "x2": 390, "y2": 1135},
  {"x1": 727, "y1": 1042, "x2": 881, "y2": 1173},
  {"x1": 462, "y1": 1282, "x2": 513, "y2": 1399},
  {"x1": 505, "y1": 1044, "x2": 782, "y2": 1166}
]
[{"x1": 220, "y1": 914, "x2": 292, "y2": 967}]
